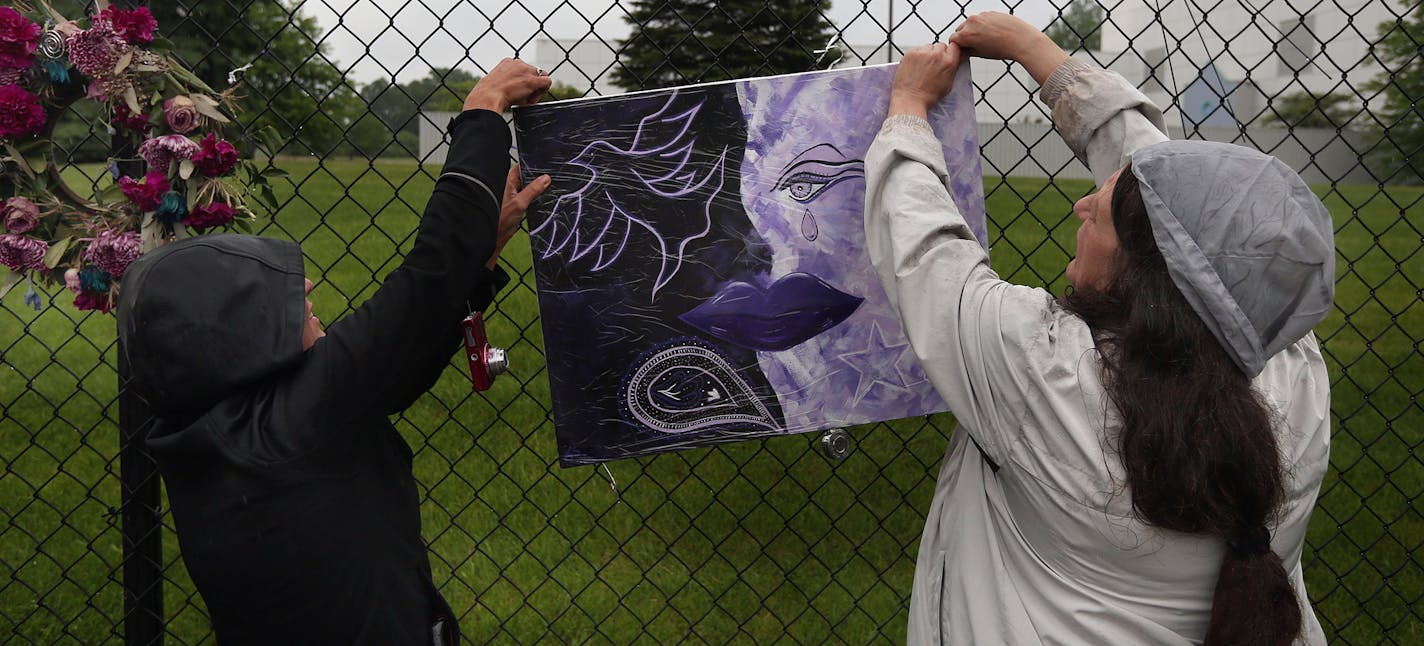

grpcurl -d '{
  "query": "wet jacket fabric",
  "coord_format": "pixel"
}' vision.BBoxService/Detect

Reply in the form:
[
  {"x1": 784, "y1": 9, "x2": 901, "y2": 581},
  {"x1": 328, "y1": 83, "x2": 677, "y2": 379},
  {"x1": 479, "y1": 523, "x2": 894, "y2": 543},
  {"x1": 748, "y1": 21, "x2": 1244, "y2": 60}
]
[
  {"x1": 863, "y1": 58, "x2": 1330, "y2": 644},
  {"x1": 116, "y1": 108, "x2": 513, "y2": 645}
]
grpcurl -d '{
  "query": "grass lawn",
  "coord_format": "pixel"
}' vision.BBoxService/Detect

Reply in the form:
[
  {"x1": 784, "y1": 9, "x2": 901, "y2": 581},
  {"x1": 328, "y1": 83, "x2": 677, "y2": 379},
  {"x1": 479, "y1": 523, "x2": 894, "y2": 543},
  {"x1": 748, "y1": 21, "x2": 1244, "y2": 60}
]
[{"x1": 1, "y1": 158, "x2": 1419, "y2": 643}]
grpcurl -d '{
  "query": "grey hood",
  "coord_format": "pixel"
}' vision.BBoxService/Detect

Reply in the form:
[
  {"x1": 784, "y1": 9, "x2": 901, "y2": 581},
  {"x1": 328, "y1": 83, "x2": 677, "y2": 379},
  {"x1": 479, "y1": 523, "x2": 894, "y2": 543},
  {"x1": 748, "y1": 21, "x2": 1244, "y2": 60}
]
[{"x1": 1130, "y1": 140, "x2": 1335, "y2": 376}]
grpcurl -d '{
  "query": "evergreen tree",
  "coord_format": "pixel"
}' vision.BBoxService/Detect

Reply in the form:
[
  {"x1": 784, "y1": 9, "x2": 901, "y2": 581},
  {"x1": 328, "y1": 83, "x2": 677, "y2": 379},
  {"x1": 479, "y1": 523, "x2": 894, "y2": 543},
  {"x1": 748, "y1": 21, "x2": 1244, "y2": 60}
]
[
  {"x1": 1045, "y1": 0, "x2": 1105, "y2": 52},
  {"x1": 1262, "y1": 90, "x2": 1357, "y2": 129},
  {"x1": 1366, "y1": 4, "x2": 1424, "y2": 183},
  {"x1": 151, "y1": 1, "x2": 359, "y2": 155},
  {"x1": 612, "y1": 0, "x2": 837, "y2": 91}
]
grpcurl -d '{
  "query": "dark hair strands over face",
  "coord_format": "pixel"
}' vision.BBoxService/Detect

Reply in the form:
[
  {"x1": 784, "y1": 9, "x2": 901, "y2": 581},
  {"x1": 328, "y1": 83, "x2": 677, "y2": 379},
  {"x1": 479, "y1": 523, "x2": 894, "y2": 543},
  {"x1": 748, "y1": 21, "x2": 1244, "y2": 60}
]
[{"x1": 1061, "y1": 168, "x2": 1302, "y2": 646}]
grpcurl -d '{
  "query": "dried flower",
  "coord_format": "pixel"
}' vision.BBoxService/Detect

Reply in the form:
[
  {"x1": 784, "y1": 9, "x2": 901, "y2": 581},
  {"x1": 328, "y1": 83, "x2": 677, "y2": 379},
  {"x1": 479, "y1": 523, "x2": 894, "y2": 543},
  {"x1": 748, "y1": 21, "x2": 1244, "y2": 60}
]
[
  {"x1": 0, "y1": 84, "x2": 45, "y2": 139},
  {"x1": 138, "y1": 134, "x2": 199, "y2": 174},
  {"x1": 187, "y1": 201, "x2": 237, "y2": 230},
  {"x1": 111, "y1": 102, "x2": 150, "y2": 132},
  {"x1": 192, "y1": 133, "x2": 239, "y2": 177},
  {"x1": 64, "y1": 267, "x2": 80, "y2": 293},
  {"x1": 119, "y1": 171, "x2": 169, "y2": 212},
  {"x1": 82, "y1": 229, "x2": 142, "y2": 278},
  {"x1": 2, "y1": 196, "x2": 39, "y2": 233},
  {"x1": 100, "y1": 6, "x2": 157, "y2": 45},
  {"x1": 0, "y1": 233, "x2": 47, "y2": 271},
  {"x1": 78, "y1": 265, "x2": 110, "y2": 292},
  {"x1": 72, "y1": 289, "x2": 113, "y2": 313},
  {"x1": 163, "y1": 95, "x2": 201, "y2": 134},
  {"x1": 0, "y1": 7, "x2": 40, "y2": 71},
  {"x1": 155, "y1": 191, "x2": 188, "y2": 224},
  {"x1": 65, "y1": 20, "x2": 127, "y2": 80}
]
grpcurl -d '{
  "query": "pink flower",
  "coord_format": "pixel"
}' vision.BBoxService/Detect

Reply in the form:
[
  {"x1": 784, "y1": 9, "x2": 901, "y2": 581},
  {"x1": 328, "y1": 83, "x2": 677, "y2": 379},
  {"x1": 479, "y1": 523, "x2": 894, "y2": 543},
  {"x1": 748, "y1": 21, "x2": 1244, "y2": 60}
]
[
  {"x1": 186, "y1": 201, "x2": 237, "y2": 230},
  {"x1": 162, "y1": 95, "x2": 200, "y2": 134},
  {"x1": 0, "y1": 233, "x2": 47, "y2": 271},
  {"x1": 138, "y1": 134, "x2": 199, "y2": 175},
  {"x1": 119, "y1": 171, "x2": 169, "y2": 212},
  {"x1": 3, "y1": 196, "x2": 39, "y2": 233},
  {"x1": 100, "y1": 6, "x2": 156, "y2": 45},
  {"x1": 82, "y1": 229, "x2": 142, "y2": 278},
  {"x1": 0, "y1": 7, "x2": 41, "y2": 70},
  {"x1": 65, "y1": 20, "x2": 127, "y2": 79},
  {"x1": 73, "y1": 289, "x2": 113, "y2": 313},
  {"x1": 192, "y1": 133, "x2": 238, "y2": 177},
  {"x1": 0, "y1": 84, "x2": 45, "y2": 139}
]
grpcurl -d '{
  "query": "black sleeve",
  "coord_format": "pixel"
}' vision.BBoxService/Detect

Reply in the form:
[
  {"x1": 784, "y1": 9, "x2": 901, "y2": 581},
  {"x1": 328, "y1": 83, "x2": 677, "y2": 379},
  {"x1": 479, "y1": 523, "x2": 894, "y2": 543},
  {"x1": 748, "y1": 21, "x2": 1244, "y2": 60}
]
[{"x1": 288, "y1": 109, "x2": 514, "y2": 418}]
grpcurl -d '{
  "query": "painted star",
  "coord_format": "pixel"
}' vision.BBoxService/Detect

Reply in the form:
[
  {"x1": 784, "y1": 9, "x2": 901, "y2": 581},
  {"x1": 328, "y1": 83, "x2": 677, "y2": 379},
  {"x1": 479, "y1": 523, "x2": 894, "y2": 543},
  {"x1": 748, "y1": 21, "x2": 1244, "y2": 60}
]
[{"x1": 835, "y1": 321, "x2": 914, "y2": 407}]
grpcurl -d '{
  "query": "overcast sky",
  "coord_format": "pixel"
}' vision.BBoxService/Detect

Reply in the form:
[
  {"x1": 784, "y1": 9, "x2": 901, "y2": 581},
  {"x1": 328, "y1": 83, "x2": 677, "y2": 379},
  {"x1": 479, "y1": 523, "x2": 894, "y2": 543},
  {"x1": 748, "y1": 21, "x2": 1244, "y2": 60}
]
[{"x1": 303, "y1": 0, "x2": 1061, "y2": 85}]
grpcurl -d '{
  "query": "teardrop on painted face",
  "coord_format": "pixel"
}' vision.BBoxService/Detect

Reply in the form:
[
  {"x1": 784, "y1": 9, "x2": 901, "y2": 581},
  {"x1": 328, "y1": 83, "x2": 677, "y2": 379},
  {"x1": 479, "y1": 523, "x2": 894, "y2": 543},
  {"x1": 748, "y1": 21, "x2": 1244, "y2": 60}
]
[{"x1": 801, "y1": 209, "x2": 819, "y2": 242}]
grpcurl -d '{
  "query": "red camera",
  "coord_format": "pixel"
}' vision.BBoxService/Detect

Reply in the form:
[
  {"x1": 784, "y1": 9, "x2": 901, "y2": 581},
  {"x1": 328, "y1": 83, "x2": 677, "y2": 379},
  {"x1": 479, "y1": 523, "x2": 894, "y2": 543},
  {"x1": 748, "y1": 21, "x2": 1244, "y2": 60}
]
[{"x1": 461, "y1": 312, "x2": 508, "y2": 392}]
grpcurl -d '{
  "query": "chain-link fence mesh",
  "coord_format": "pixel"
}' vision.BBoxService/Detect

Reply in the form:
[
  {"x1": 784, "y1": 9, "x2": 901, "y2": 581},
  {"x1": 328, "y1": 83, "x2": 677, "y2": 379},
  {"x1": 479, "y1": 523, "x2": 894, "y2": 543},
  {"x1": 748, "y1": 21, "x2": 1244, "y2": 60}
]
[{"x1": 2, "y1": 0, "x2": 1420, "y2": 643}]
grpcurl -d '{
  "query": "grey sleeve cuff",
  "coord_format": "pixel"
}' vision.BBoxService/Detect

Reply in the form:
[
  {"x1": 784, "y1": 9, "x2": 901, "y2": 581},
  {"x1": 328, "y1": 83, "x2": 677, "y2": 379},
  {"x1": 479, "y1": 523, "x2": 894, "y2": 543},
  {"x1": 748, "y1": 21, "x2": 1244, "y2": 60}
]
[
  {"x1": 1038, "y1": 57, "x2": 1093, "y2": 109},
  {"x1": 881, "y1": 113, "x2": 936, "y2": 136}
]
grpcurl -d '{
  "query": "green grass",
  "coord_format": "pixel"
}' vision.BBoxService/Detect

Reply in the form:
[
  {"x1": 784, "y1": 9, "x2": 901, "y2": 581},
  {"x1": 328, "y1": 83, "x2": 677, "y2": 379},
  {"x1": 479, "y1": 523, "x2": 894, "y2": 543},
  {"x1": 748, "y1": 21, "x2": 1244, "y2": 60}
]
[{"x1": 2, "y1": 159, "x2": 1419, "y2": 643}]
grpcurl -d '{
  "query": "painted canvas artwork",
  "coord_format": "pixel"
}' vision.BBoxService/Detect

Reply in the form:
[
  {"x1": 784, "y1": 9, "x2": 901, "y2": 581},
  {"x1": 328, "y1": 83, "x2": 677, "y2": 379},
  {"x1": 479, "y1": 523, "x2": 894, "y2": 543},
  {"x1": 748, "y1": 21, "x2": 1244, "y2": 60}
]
[{"x1": 512, "y1": 63, "x2": 987, "y2": 466}]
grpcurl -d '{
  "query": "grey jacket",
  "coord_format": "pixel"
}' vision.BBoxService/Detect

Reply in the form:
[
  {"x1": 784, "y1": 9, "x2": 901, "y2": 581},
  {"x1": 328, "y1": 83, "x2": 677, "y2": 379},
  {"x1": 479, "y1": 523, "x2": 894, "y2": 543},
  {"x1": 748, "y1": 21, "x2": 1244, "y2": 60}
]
[{"x1": 864, "y1": 58, "x2": 1330, "y2": 645}]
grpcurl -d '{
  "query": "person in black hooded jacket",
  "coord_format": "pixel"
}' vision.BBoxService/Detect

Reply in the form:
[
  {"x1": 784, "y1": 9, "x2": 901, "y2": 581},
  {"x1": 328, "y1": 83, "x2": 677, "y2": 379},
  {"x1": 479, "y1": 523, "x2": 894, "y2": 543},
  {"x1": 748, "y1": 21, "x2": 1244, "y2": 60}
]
[{"x1": 115, "y1": 59, "x2": 552, "y2": 645}]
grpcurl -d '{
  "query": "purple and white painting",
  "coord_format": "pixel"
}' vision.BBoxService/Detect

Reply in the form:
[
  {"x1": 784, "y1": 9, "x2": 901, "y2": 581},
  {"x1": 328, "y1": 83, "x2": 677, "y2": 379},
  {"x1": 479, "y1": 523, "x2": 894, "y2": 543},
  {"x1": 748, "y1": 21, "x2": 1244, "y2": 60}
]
[{"x1": 513, "y1": 63, "x2": 986, "y2": 466}]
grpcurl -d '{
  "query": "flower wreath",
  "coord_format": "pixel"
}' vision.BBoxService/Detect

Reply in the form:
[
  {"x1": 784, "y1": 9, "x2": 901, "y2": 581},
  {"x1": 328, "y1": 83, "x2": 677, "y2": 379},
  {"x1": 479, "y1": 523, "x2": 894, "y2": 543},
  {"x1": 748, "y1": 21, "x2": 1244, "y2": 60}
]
[{"x1": 0, "y1": 0, "x2": 279, "y2": 312}]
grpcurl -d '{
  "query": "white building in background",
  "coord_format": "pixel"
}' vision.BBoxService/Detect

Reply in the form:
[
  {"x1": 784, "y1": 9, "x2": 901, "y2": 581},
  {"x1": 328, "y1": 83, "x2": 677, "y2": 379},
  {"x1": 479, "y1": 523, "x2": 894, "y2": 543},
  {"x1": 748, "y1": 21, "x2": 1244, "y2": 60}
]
[{"x1": 1097, "y1": 0, "x2": 1396, "y2": 127}]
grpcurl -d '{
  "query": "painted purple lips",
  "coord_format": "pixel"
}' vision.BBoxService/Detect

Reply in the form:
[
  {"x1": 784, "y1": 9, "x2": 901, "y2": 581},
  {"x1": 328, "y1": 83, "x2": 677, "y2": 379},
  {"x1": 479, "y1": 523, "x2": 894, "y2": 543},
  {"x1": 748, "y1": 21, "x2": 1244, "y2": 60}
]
[{"x1": 680, "y1": 272, "x2": 863, "y2": 351}]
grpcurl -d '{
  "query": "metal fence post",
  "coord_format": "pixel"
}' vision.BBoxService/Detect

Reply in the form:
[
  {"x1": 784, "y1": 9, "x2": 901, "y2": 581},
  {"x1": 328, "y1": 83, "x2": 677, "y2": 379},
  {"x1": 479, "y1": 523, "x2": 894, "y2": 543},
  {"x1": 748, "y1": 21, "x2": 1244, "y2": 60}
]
[
  {"x1": 117, "y1": 344, "x2": 163, "y2": 646},
  {"x1": 112, "y1": 1, "x2": 162, "y2": 641}
]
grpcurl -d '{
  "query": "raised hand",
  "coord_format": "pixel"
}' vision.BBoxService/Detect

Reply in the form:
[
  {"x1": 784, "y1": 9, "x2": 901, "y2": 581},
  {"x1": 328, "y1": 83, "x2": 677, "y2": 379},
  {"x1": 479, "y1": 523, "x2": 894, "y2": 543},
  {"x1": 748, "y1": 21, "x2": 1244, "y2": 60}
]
[
  {"x1": 463, "y1": 58, "x2": 553, "y2": 114},
  {"x1": 889, "y1": 42, "x2": 964, "y2": 119},
  {"x1": 949, "y1": 12, "x2": 1069, "y2": 85}
]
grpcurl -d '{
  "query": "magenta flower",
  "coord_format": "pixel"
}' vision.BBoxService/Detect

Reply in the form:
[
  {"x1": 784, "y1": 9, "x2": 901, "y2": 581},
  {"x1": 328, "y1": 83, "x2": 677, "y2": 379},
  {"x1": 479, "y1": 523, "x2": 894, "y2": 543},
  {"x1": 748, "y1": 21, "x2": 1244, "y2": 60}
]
[
  {"x1": 0, "y1": 233, "x2": 47, "y2": 271},
  {"x1": 111, "y1": 103, "x2": 151, "y2": 132},
  {"x1": 72, "y1": 289, "x2": 113, "y2": 313},
  {"x1": 119, "y1": 171, "x2": 170, "y2": 212},
  {"x1": 138, "y1": 134, "x2": 199, "y2": 174},
  {"x1": 186, "y1": 201, "x2": 237, "y2": 230},
  {"x1": 82, "y1": 229, "x2": 142, "y2": 278},
  {"x1": 65, "y1": 20, "x2": 127, "y2": 80},
  {"x1": 162, "y1": 95, "x2": 200, "y2": 134},
  {"x1": 0, "y1": 7, "x2": 40, "y2": 71},
  {"x1": 0, "y1": 84, "x2": 45, "y2": 139},
  {"x1": 100, "y1": 6, "x2": 157, "y2": 45},
  {"x1": 192, "y1": 133, "x2": 238, "y2": 177},
  {"x1": 3, "y1": 196, "x2": 39, "y2": 233}
]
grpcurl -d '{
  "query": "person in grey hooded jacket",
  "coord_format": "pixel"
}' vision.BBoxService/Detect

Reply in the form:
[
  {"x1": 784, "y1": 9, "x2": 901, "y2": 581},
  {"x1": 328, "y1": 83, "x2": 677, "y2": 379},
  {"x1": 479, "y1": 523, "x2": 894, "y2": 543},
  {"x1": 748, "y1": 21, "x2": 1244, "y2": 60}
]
[
  {"x1": 865, "y1": 13, "x2": 1334, "y2": 646},
  {"x1": 116, "y1": 59, "x2": 551, "y2": 645}
]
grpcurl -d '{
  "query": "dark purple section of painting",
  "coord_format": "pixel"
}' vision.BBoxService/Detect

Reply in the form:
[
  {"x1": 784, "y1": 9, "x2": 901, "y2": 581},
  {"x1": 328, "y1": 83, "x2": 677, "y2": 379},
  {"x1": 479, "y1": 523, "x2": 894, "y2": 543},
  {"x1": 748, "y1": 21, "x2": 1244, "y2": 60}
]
[
  {"x1": 678, "y1": 272, "x2": 863, "y2": 351},
  {"x1": 514, "y1": 85, "x2": 787, "y2": 466}
]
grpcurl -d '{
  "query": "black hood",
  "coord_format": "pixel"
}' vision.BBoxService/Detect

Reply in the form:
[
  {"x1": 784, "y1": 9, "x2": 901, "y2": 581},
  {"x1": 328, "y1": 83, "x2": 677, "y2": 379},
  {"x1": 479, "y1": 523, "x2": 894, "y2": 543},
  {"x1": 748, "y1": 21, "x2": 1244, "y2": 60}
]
[{"x1": 117, "y1": 234, "x2": 307, "y2": 419}]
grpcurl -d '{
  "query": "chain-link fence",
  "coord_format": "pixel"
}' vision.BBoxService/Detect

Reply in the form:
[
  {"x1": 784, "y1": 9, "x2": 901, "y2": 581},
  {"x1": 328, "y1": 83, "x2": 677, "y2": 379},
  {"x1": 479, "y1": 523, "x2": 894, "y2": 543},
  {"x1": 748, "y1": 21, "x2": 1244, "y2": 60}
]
[{"x1": 2, "y1": 0, "x2": 1420, "y2": 643}]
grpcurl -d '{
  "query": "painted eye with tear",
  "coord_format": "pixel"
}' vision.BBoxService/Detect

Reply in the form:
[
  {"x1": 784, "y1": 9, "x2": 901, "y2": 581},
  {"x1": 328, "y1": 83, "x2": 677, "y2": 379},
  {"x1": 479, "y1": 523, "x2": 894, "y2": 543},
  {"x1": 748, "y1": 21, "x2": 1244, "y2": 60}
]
[
  {"x1": 772, "y1": 143, "x2": 866, "y2": 241},
  {"x1": 774, "y1": 152, "x2": 865, "y2": 204}
]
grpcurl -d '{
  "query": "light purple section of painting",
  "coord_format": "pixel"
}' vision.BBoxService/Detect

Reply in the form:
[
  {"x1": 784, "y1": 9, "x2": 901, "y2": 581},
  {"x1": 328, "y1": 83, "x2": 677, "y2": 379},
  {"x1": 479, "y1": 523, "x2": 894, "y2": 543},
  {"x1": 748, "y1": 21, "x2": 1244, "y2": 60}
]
[{"x1": 737, "y1": 63, "x2": 986, "y2": 432}]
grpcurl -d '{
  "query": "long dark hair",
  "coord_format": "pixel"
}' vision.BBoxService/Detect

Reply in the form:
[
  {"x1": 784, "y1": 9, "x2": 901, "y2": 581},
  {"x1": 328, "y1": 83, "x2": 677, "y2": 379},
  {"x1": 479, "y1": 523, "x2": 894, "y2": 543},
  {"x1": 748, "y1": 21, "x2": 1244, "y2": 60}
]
[{"x1": 1062, "y1": 168, "x2": 1302, "y2": 645}]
